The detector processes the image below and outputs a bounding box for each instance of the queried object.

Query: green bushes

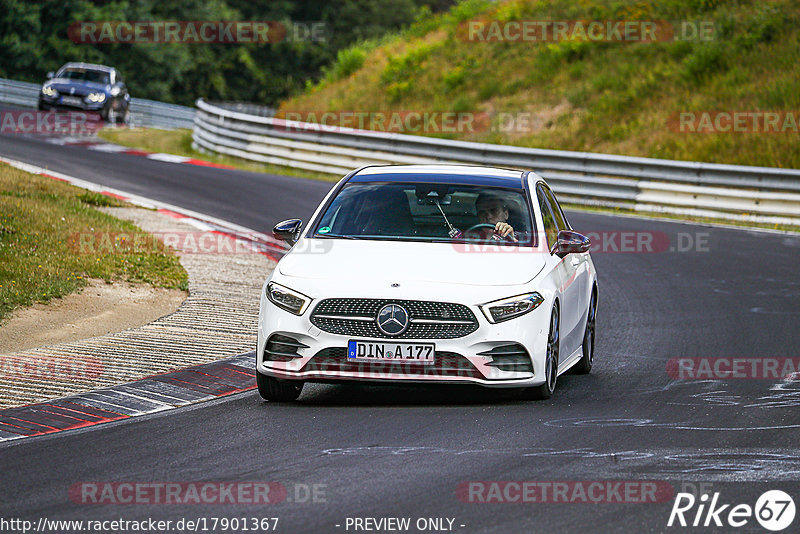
[381,42,441,101]
[280,0,800,168]
[326,47,368,82]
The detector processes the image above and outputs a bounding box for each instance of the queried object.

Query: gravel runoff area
[0,207,275,409]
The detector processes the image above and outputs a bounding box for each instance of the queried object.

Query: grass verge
[0,162,188,322]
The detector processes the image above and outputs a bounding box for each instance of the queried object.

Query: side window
[543,186,569,231]
[536,186,558,249]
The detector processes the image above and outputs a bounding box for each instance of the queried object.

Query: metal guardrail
[209,101,276,118]
[0,77,195,130]
[191,98,800,225]
[0,78,39,108]
[128,98,195,130]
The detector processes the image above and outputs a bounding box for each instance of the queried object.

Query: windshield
[312,182,535,246]
[57,68,110,84]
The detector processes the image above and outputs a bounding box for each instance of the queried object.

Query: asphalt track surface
[1,129,800,533]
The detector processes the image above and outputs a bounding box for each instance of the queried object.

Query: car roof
[349,165,526,188]
[59,62,114,72]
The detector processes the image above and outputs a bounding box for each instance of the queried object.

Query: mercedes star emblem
[376,304,409,336]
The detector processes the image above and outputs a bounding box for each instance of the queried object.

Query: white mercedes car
[257,165,597,401]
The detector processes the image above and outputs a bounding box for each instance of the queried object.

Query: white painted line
[182,218,214,231]
[87,143,131,153]
[147,153,191,163]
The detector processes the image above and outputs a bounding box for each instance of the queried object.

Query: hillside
[278,0,800,168]
[0,0,453,106]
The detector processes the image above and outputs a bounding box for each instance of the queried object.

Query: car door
[543,184,591,325]
[536,184,582,358]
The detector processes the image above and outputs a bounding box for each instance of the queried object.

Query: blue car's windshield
[57,68,110,84]
[313,182,536,246]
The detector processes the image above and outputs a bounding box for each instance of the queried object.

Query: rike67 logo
[668,490,795,531]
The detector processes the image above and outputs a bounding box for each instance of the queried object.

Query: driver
[475,193,517,241]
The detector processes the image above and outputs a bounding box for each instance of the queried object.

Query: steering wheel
[462,223,497,237]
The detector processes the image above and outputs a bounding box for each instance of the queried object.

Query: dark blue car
[38,62,130,123]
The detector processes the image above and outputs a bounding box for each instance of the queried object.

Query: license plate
[61,96,83,106]
[348,340,435,364]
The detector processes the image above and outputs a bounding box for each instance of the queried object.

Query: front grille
[478,344,533,373]
[310,298,479,339]
[302,348,483,379]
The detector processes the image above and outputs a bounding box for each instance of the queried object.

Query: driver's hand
[494,222,515,239]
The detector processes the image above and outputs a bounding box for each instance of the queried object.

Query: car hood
[46,79,109,95]
[278,238,546,287]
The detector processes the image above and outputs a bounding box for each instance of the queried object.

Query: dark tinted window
[314,182,534,245]
[58,68,110,84]
[542,185,569,231]
[536,186,558,248]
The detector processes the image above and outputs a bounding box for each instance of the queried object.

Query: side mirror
[273,219,303,246]
[555,230,590,257]
[46,72,54,80]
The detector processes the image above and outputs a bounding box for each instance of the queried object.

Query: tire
[101,103,115,123]
[256,371,303,402]
[523,305,560,400]
[572,289,597,375]
[116,107,130,125]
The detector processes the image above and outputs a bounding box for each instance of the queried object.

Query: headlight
[266,282,312,315]
[480,292,544,323]
[41,86,57,97]
[87,92,106,103]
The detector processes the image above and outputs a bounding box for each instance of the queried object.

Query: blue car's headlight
[41,86,57,97]
[87,92,106,103]
[267,282,312,315]
[480,293,544,323]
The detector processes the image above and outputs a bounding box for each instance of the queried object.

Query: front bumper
[257,296,550,388]
[39,95,106,112]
